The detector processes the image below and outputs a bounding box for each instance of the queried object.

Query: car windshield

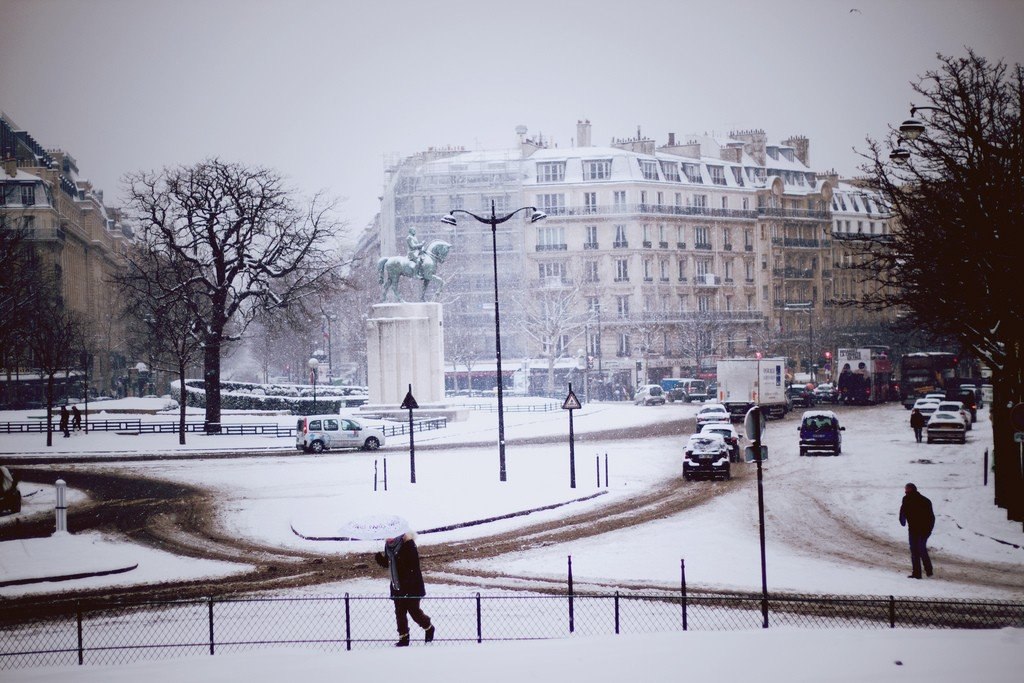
[931,412,959,421]
[803,416,836,431]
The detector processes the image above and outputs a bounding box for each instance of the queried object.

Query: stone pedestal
[366,302,445,406]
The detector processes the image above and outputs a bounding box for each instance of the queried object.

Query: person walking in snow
[899,482,935,579]
[910,408,926,443]
[375,529,435,647]
[58,405,70,438]
[71,405,82,431]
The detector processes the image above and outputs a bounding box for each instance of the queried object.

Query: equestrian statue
[378,228,452,302]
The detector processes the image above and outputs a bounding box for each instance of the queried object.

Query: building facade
[1,112,132,398]
[374,121,889,394]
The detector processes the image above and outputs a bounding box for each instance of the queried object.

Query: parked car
[912,398,941,416]
[699,422,743,462]
[926,410,967,444]
[634,384,667,406]
[295,415,385,453]
[683,433,731,480]
[0,466,21,514]
[951,387,979,422]
[786,385,816,408]
[798,410,845,456]
[695,403,731,427]
[937,401,972,431]
[812,383,837,404]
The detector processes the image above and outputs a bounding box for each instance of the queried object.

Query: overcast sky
[2,0,1023,239]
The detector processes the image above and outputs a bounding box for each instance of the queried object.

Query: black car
[786,385,816,408]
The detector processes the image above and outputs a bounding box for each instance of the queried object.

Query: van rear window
[309,420,321,431]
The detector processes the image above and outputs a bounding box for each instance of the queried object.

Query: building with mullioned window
[368,120,891,394]
[1,113,132,401]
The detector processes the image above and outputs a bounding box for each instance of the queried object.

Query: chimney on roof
[2,157,16,178]
[783,135,810,166]
[576,120,592,147]
[668,132,676,146]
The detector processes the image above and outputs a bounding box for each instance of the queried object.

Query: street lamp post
[891,105,946,162]
[442,201,546,482]
[308,357,319,413]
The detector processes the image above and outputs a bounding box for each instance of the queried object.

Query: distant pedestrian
[899,483,935,579]
[910,408,926,443]
[58,405,70,438]
[375,529,435,647]
[71,406,82,431]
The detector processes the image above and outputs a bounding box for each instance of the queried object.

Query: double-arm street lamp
[890,105,946,162]
[442,201,546,482]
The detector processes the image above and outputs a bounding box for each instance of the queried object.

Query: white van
[295,415,385,453]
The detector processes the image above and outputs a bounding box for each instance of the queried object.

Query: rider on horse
[407,227,427,275]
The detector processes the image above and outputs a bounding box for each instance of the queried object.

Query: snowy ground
[2,397,1023,679]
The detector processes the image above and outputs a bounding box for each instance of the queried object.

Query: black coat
[900,491,935,536]
[374,534,426,598]
[910,410,927,429]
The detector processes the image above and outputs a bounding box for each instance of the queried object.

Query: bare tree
[120,250,205,444]
[513,275,591,395]
[122,159,345,430]
[862,50,1024,519]
[23,280,84,446]
[670,311,735,376]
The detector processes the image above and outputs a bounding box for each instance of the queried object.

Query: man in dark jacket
[58,405,70,438]
[899,483,935,578]
[909,408,927,443]
[375,531,435,647]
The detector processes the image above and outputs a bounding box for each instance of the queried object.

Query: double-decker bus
[899,352,959,408]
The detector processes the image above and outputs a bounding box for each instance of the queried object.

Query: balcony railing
[613,241,629,249]
[694,243,713,251]
[583,241,599,250]
[535,243,568,251]
[643,240,652,248]
[757,207,831,220]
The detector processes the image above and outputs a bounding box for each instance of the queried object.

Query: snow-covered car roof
[699,422,739,435]
[685,433,727,451]
[801,410,838,420]
[698,403,728,413]
[929,411,965,424]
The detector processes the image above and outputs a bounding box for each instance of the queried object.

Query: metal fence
[2,591,1022,670]
[0,418,448,439]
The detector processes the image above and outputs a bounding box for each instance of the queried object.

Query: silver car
[296,415,385,453]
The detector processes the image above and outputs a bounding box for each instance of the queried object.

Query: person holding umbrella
[374,520,435,647]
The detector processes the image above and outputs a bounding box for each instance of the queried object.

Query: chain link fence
[3,590,1022,670]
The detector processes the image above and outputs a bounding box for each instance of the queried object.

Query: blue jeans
[908,533,932,577]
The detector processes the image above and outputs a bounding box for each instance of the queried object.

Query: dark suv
[798,411,844,456]
[787,385,816,408]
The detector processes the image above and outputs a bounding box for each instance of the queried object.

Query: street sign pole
[563,383,582,489]
[401,385,419,484]
[745,405,769,628]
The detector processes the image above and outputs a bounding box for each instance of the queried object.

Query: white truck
[715,357,790,421]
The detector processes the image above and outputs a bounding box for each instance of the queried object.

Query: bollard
[55,479,68,534]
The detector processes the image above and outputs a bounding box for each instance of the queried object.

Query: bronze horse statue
[377,239,451,302]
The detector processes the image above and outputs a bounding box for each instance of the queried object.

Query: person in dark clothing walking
[899,482,935,578]
[58,405,70,438]
[375,530,435,647]
[71,406,82,431]
[909,408,926,443]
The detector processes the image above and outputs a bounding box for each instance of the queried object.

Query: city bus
[899,352,959,408]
